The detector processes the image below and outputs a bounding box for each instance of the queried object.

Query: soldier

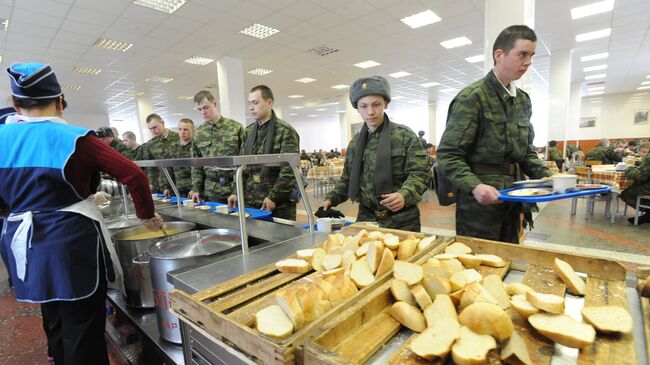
[585,138,623,164]
[121,131,142,161]
[190,90,244,204]
[141,114,180,193]
[322,76,430,232]
[622,142,650,224]
[547,140,564,170]
[418,130,427,149]
[437,25,552,243]
[170,118,199,197]
[227,85,300,220]
[96,126,129,155]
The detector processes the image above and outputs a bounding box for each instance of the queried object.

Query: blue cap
[7,62,62,99]
[0,106,15,124]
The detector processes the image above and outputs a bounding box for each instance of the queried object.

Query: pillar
[568,80,583,149]
[547,49,573,154]
[136,94,153,143]
[427,95,437,147]
[217,56,247,125]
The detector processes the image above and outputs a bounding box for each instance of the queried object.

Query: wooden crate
[171,225,453,365]
[301,236,633,365]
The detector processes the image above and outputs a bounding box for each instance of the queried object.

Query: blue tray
[194,201,272,221]
[498,186,612,203]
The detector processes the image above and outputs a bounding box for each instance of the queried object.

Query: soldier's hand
[191,192,203,204]
[261,197,276,211]
[380,193,405,212]
[227,194,238,209]
[141,213,166,231]
[322,200,332,210]
[472,184,501,205]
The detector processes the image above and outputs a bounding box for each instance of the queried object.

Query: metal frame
[133,153,314,253]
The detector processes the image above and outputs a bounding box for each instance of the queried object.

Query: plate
[576,183,608,190]
[513,178,552,188]
[506,188,554,197]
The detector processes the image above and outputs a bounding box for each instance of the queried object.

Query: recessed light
[73,66,102,75]
[331,84,349,89]
[400,10,441,29]
[176,96,193,100]
[294,77,316,84]
[62,85,81,91]
[585,73,606,80]
[591,100,603,103]
[576,28,611,42]
[291,106,304,109]
[633,92,648,96]
[646,75,650,79]
[587,86,605,91]
[440,36,472,49]
[641,81,650,85]
[391,96,406,100]
[422,81,440,88]
[583,64,607,72]
[239,23,279,40]
[132,91,145,96]
[288,95,304,99]
[133,0,186,14]
[571,0,615,20]
[440,88,458,93]
[248,68,273,76]
[307,45,339,57]
[95,38,133,52]
[580,52,608,62]
[389,71,411,78]
[316,108,326,111]
[0,18,8,31]
[587,91,604,95]
[146,75,173,83]
[354,60,381,69]
[289,113,298,116]
[184,56,214,66]
[639,86,650,90]
[308,114,317,117]
[589,97,603,101]
[170,113,184,116]
[465,54,485,63]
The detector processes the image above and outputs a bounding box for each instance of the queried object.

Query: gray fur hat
[349,76,391,108]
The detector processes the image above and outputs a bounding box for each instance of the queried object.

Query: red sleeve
[76,136,155,219]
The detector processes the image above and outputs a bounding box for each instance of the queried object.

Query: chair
[633,195,650,225]
[571,167,592,215]
[586,160,603,167]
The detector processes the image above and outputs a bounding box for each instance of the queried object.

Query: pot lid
[112,221,196,241]
[146,229,241,259]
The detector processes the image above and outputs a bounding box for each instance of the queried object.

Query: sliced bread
[554,258,586,296]
[528,313,595,349]
[459,302,514,340]
[451,326,497,365]
[525,291,565,314]
[409,317,460,360]
[424,294,458,328]
[255,305,294,340]
[581,305,633,334]
[275,259,311,273]
[393,260,424,286]
[389,301,426,332]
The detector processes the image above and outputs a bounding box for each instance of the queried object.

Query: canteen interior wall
[291,114,342,152]
[64,112,110,132]
[575,91,650,141]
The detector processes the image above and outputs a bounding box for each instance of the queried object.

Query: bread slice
[366,243,383,274]
[450,289,465,306]
[275,259,311,273]
[441,258,465,274]
[356,242,371,258]
[322,254,342,271]
[554,258,586,296]
[417,235,437,252]
[422,275,451,298]
[397,239,417,260]
[296,249,315,261]
[301,283,331,319]
[389,301,426,332]
[350,259,375,288]
[341,250,356,271]
[366,230,384,240]
[409,318,460,360]
[525,291,564,314]
[501,330,532,365]
[393,260,424,286]
[391,279,417,306]
[424,294,458,328]
[434,253,460,260]
[475,254,507,268]
[510,294,540,318]
[311,248,326,272]
[450,269,483,292]
[323,234,341,253]
[506,282,534,296]
[275,289,305,331]
[451,326,497,365]
[255,305,294,340]
[321,267,344,277]
[482,274,510,310]
[383,234,400,250]
[445,241,473,255]
[458,302,514,340]
[460,282,497,310]
[374,247,395,278]
[528,313,596,349]
[422,262,452,279]
[582,305,633,334]
[457,254,482,269]
[410,284,433,310]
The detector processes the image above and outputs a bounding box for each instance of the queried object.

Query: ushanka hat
[7,62,62,99]
[349,75,391,108]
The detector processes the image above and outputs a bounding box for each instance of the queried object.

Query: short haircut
[250,85,274,101]
[639,142,650,150]
[549,140,557,147]
[12,95,62,109]
[425,143,434,149]
[418,130,425,136]
[193,90,215,104]
[96,126,113,138]
[628,140,638,147]
[146,113,162,124]
[492,25,537,65]
[123,131,136,140]
[599,138,609,146]
[178,118,194,127]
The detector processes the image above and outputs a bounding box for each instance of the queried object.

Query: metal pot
[146,229,241,344]
[105,214,141,231]
[111,221,196,308]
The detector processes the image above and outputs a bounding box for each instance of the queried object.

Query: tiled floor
[1,188,648,364]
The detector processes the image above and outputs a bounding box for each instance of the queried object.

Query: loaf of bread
[275,289,304,331]
[389,301,426,332]
[458,302,513,340]
[451,326,497,365]
[528,313,595,349]
[424,294,458,327]
[275,259,311,273]
[525,291,564,314]
[393,260,423,285]
[374,247,395,278]
[445,241,473,255]
[554,258,585,296]
[255,305,294,340]
[510,294,540,318]
[582,305,633,334]
[409,317,460,360]
[501,330,532,365]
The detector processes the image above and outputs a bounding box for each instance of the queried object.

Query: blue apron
[0,120,114,302]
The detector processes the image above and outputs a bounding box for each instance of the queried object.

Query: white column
[217,56,246,125]
[136,94,153,143]
[483,0,535,73]
[427,95,437,146]
[567,81,583,148]
[547,49,573,149]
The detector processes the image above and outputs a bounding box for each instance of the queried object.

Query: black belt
[471,163,517,176]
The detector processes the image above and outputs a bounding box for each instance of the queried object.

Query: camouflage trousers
[455,190,521,244]
[357,204,421,232]
[271,204,296,220]
[621,183,650,212]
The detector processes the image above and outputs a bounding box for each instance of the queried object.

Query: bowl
[552,174,577,193]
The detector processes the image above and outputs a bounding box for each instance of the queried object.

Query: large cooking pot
[146,229,241,344]
[105,214,141,231]
[111,221,196,308]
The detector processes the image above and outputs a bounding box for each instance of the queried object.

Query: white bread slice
[375,248,395,278]
[391,279,417,306]
[417,235,437,252]
[582,306,633,334]
[393,260,424,286]
[296,286,318,323]
[525,291,564,314]
[457,254,482,269]
[554,258,586,296]
[321,267,344,277]
[255,305,294,340]
[340,238,358,255]
[424,294,458,327]
[323,234,341,253]
[445,241,473,255]
[296,249,315,261]
[333,232,345,244]
[506,282,535,296]
[383,234,400,249]
[350,259,375,288]
[389,301,426,332]
[397,239,417,260]
[410,284,433,310]
[311,248,326,272]
[275,289,305,331]
[475,254,507,268]
[341,250,356,271]
[322,254,342,271]
[409,318,460,360]
[366,243,383,274]
[434,253,460,260]
[450,289,465,306]
[528,313,596,349]
[275,259,311,273]
[367,230,384,240]
[482,274,510,310]
[459,302,514,340]
[441,258,465,274]
[460,282,498,310]
[422,275,451,298]
[451,326,497,365]
[328,247,343,256]
[422,262,452,279]
[450,269,483,292]
[356,242,371,258]
[338,275,359,300]
[501,330,532,365]
[510,294,540,318]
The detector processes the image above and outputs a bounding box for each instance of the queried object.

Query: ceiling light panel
[389,71,411,78]
[248,68,273,75]
[576,28,611,42]
[354,60,381,69]
[0,18,8,31]
[176,96,193,100]
[638,86,650,90]
[571,0,615,20]
[291,106,304,109]
[440,36,472,49]
[331,84,349,89]
[422,81,440,87]
[316,108,326,111]
[184,56,214,65]
[133,0,186,14]
[239,23,279,40]
[580,52,608,62]
[583,64,607,72]
[587,91,605,95]
[62,85,81,91]
[465,54,485,63]
[440,88,458,93]
[641,81,650,85]
[307,45,339,57]
[146,75,173,83]
[95,38,133,52]
[585,73,606,80]
[587,86,605,91]
[400,10,441,29]
[288,95,304,98]
[294,77,316,84]
[73,66,102,75]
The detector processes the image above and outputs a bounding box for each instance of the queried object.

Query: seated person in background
[624,140,639,156]
[424,143,435,168]
[300,149,310,160]
[585,138,622,164]
[327,149,337,159]
[622,142,650,224]
[547,140,563,170]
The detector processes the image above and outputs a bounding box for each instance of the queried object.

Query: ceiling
[0,0,648,126]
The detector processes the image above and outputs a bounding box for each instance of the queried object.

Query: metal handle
[132,253,150,265]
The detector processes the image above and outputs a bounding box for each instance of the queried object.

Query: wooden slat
[332,308,401,364]
[578,277,636,365]
[641,292,650,365]
[477,262,511,279]
[521,264,566,296]
[192,261,283,302]
[386,334,444,365]
[207,272,304,312]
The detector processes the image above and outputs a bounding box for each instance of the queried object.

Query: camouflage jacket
[626,154,650,184]
[121,145,143,161]
[141,129,180,191]
[110,138,129,155]
[326,117,430,210]
[547,147,563,163]
[174,141,200,194]
[437,70,551,192]
[241,115,300,207]
[191,116,244,200]
[585,145,622,164]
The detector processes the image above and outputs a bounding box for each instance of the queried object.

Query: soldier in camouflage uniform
[168,118,200,197]
[96,126,129,155]
[547,140,564,170]
[585,138,623,164]
[121,131,143,161]
[190,90,244,204]
[622,142,650,224]
[141,114,180,193]
[227,85,300,220]
[437,25,552,244]
[323,76,429,232]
